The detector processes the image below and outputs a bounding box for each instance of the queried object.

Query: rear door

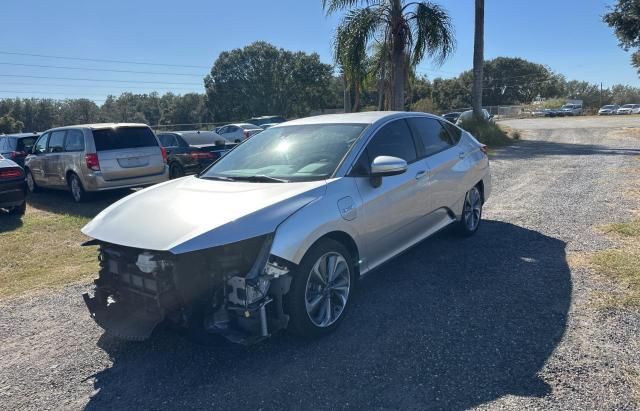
[407,117,459,213]
[92,126,164,181]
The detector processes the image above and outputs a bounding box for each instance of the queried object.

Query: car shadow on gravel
[85,220,571,410]
[490,139,640,160]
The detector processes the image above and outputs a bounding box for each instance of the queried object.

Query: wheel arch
[311,231,361,277]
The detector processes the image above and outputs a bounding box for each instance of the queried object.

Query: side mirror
[369,156,407,187]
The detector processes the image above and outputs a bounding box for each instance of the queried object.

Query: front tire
[457,185,483,236]
[25,169,39,193]
[286,239,354,338]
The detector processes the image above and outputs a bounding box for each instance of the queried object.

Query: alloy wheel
[463,187,482,231]
[71,176,82,202]
[26,171,35,193]
[304,252,351,328]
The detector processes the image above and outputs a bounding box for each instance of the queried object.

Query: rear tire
[68,173,88,203]
[457,185,483,236]
[169,162,184,179]
[285,238,355,338]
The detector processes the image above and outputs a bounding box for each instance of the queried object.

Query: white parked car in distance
[215,123,263,143]
[616,104,640,115]
[598,105,620,115]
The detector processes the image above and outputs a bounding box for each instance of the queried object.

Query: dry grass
[0,190,127,299]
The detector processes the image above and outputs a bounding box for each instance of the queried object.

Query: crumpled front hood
[82,176,326,254]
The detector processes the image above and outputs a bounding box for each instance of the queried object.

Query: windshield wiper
[200,175,237,182]
[231,175,289,183]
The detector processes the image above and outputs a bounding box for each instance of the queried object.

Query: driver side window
[33,133,50,154]
[350,119,417,176]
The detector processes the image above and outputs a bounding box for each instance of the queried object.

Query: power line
[0,61,204,77]
[0,50,210,69]
[0,74,203,86]
[0,81,198,91]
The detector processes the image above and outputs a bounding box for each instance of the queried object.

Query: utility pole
[600,82,603,108]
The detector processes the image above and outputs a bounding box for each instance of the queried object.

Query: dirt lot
[1,116,639,410]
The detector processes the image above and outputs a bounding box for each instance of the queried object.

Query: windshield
[603,105,617,109]
[200,123,367,182]
[622,104,633,108]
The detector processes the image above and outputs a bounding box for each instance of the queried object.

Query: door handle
[415,170,427,180]
[458,152,466,159]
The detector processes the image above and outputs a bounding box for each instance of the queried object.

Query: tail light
[0,167,24,179]
[10,151,27,159]
[85,153,100,171]
[480,145,489,155]
[189,151,215,160]
[160,147,168,163]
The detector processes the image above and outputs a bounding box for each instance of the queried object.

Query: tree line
[2,50,640,134]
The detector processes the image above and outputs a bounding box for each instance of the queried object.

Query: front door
[351,118,426,271]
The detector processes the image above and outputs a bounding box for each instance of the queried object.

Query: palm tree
[471,0,484,120]
[325,0,455,111]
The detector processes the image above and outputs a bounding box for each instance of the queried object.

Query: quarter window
[442,121,462,144]
[366,119,417,163]
[408,117,453,157]
[158,134,179,147]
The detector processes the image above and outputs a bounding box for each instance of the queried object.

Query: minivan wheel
[457,186,483,236]
[68,173,87,203]
[25,169,39,193]
[169,162,184,179]
[286,238,354,338]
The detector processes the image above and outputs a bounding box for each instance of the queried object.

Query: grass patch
[591,219,640,308]
[0,190,126,299]
[458,118,513,147]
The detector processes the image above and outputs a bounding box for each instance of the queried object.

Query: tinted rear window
[92,127,158,151]
[17,137,37,152]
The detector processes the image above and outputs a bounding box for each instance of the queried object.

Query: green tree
[0,114,24,134]
[324,0,455,111]
[604,0,640,75]
[205,41,334,121]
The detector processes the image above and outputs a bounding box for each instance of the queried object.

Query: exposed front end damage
[82,234,294,344]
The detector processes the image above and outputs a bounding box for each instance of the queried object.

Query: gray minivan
[24,123,168,202]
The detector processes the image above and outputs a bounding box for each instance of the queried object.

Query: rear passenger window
[442,121,462,144]
[366,119,417,163]
[92,127,158,151]
[64,130,85,151]
[48,131,66,153]
[0,138,6,151]
[408,117,453,157]
[17,137,36,152]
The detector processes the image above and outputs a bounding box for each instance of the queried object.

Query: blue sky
[0,0,636,103]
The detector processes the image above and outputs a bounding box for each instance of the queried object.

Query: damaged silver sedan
[82,112,491,344]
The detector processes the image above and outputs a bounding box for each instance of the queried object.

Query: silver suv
[24,123,168,202]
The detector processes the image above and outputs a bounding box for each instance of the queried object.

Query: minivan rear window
[92,127,158,151]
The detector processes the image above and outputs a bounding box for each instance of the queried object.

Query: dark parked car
[0,132,40,167]
[0,154,27,216]
[156,131,237,179]
[442,112,462,123]
[245,115,286,128]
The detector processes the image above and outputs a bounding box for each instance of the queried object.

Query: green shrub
[458,118,512,146]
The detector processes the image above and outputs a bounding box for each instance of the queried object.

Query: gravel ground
[1,116,639,410]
